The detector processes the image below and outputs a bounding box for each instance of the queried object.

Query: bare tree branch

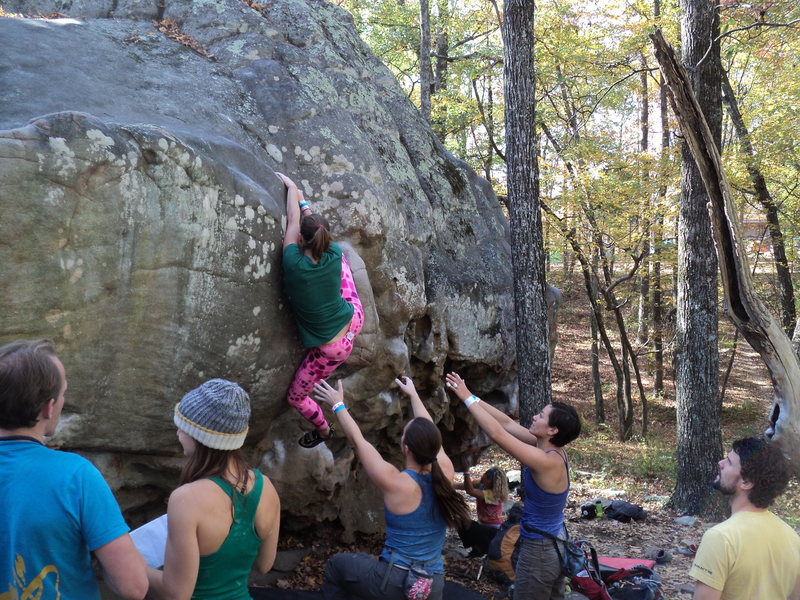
[696,18,800,68]
[471,78,506,161]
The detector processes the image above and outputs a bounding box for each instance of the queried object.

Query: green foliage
[631,442,676,481]
[335,0,800,437]
[568,427,676,486]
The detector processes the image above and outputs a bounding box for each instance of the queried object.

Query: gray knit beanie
[174,379,250,450]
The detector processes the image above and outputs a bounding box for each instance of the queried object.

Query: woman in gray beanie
[147,379,281,600]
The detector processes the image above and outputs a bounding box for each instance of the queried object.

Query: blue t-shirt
[0,438,130,600]
[379,470,446,573]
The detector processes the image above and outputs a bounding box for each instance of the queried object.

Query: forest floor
[268,275,800,599]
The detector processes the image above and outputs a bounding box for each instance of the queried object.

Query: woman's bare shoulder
[169,479,225,507]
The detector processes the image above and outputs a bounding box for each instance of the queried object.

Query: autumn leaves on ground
[271,275,799,598]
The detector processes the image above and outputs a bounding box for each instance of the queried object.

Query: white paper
[130,514,168,568]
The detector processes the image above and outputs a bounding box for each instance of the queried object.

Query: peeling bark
[651,29,800,475]
[721,71,796,334]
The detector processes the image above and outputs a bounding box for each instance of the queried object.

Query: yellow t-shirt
[689,510,800,600]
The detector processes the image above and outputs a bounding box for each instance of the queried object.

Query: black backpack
[605,566,663,600]
[486,503,525,584]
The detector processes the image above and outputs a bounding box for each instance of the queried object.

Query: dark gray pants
[322,552,445,600]
[514,538,565,600]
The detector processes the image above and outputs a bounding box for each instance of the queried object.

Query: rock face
[0,1,522,533]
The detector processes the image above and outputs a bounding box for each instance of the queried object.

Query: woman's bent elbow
[119,575,149,600]
[255,555,276,575]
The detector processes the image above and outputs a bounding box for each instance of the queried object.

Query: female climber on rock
[314,375,470,600]
[277,172,364,449]
[445,371,581,600]
[146,379,280,600]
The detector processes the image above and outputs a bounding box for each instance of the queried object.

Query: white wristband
[464,395,481,408]
[332,402,345,414]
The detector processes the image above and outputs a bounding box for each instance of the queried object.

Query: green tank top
[192,470,264,600]
[282,242,354,347]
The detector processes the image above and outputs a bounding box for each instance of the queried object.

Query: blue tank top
[379,470,446,573]
[520,450,570,540]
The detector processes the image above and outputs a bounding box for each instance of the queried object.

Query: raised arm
[445,372,537,445]
[277,172,311,249]
[395,375,455,481]
[444,372,554,473]
[314,380,408,495]
[462,472,485,502]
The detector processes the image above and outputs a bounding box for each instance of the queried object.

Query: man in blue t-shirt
[0,340,148,600]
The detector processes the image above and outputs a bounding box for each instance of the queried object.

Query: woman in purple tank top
[445,372,581,600]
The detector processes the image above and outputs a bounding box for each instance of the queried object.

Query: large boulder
[0,1,525,533]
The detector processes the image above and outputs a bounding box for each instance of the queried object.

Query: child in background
[458,467,509,557]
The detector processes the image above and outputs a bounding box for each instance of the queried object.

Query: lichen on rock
[0,0,528,534]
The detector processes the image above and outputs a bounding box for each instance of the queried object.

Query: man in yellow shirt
[690,437,800,600]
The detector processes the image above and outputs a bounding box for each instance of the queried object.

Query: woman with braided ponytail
[276,172,363,449]
[314,376,469,600]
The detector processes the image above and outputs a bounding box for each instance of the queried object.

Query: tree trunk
[652,216,665,396]
[652,28,800,476]
[540,120,640,439]
[433,0,449,94]
[542,198,636,440]
[419,0,432,123]
[591,250,605,423]
[653,0,668,397]
[720,71,796,334]
[602,264,647,439]
[793,317,800,360]
[485,78,495,180]
[719,331,739,404]
[637,53,651,347]
[669,0,724,515]
[432,0,450,140]
[583,209,644,439]
[502,0,552,426]
[637,241,650,346]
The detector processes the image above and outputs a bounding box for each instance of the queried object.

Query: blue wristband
[333,403,347,414]
[464,395,480,408]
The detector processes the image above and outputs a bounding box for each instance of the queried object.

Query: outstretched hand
[394,375,418,397]
[313,379,344,407]
[445,372,473,402]
[275,172,297,189]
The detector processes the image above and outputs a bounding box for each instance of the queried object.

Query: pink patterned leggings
[286,255,363,431]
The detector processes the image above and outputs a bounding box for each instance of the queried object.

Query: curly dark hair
[732,437,791,509]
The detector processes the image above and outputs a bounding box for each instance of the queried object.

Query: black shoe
[298,427,334,448]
